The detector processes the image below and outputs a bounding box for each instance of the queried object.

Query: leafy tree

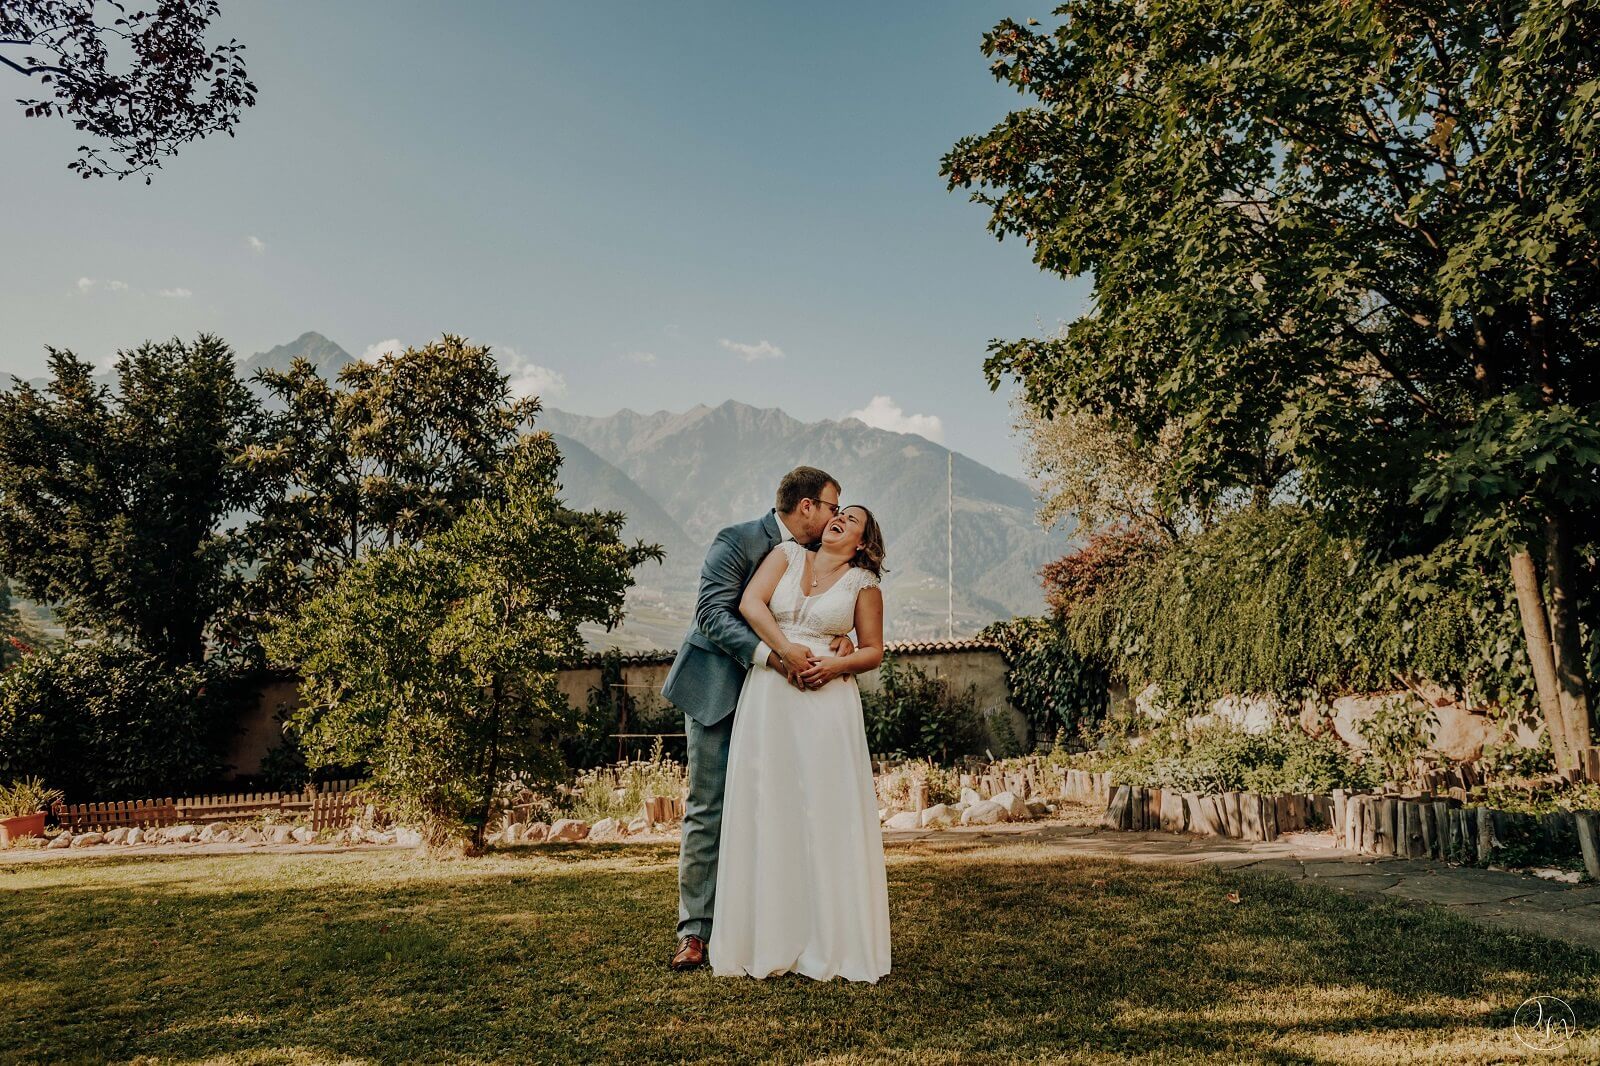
[944,1,1599,766]
[0,336,261,668]
[234,336,539,645]
[1,0,256,181]
[264,439,662,849]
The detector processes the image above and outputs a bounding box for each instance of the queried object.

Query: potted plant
[0,778,64,847]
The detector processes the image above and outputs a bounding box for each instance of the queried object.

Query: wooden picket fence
[53,780,365,832]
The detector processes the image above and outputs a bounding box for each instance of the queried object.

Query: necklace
[809,554,850,589]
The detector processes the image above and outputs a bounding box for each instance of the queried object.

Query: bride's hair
[844,505,887,578]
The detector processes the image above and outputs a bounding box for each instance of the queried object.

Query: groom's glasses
[808,498,841,516]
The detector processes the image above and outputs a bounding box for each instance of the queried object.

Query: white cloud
[361,338,404,360]
[76,277,130,293]
[158,287,193,298]
[77,277,94,292]
[498,345,567,400]
[247,235,266,253]
[846,395,945,443]
[624,350,657,365]
[719,337,785,362]
[107,280,128,292]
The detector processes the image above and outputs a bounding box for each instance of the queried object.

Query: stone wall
[226,640,1020,779]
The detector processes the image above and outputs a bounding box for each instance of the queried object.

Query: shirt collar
[772,509,801,543]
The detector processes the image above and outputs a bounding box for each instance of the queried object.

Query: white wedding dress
[708,541,892,983]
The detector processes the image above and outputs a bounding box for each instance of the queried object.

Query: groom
[662,465,849,971]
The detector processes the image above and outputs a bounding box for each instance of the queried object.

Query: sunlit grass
[3,841,1597,1063]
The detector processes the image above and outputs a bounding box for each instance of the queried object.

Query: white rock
[884,811,922,831]
[959,787,983,807]
[919,804,955,828]
[46,832,72,849]
[960,801,1006,826]
[165,824,198,843]
[1532,867,1583,884]
[548,818,590,842]
[990,791,1027,821]
[877,807,888,822]
[70,832,105,848]
[212,829,233,844]
[627,814,649,834]
[126,827,144,845]
[205,821,229,836]
[394,826,424,848]
[366,829,395,846]
[290,826,315,844]
[589,817,624,842]
[237,827,264,845]
[502,822,526,844]
[521,822,549,843]
[268,825,295,844]
[104,827,130,845]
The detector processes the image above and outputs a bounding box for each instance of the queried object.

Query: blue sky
[0,1,1086,475]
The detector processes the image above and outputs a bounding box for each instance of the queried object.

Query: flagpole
[947,450,954,640]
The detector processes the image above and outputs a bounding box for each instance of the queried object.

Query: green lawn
[4,839,1597,1064]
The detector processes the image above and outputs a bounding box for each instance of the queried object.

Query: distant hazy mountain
[543,400,1070,647]
[239,330,356,379]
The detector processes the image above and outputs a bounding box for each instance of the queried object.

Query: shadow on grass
[3,846,1597,1064]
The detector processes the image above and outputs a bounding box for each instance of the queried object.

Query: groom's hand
[768,650,810,690]
[779,642,816,680]
[828,634,855,658]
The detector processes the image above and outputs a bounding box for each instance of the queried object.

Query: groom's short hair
[776,466,840,514]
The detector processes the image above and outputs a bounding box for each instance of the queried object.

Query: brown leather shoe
[670,935,707,971]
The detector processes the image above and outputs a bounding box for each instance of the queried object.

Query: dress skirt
[707,663,892,983]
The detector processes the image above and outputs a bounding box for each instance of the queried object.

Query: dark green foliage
[0,642,228,799]
[0,337,262,669]
[264,439,662,847]
[981,617,1107,747]
[862,658,986,763]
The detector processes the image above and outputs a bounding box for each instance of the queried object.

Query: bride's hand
[779,641,817,680]
[798,656,848,688]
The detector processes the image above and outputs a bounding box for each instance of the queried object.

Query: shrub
[862,658,986,764]
[0,642,228,799]
[1093,719,1378,795]
[561,741,686,824]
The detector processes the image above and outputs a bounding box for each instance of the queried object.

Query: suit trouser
[677,709,734,940]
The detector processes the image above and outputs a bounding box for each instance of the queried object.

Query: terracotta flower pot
[0,811,47,847]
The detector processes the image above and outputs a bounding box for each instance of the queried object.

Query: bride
[708,504,892,983]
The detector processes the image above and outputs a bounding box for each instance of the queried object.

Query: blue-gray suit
[662,510,786,940]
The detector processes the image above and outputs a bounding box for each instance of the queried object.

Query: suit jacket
[661,510,787,727]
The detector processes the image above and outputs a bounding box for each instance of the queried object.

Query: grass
[4,839,1598,1064]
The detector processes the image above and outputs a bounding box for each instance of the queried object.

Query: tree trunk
[1509,545,1577,769]
[474,676,505,851]
[1543,508,1593,758]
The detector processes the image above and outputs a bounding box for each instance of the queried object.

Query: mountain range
[6,332,1072,649]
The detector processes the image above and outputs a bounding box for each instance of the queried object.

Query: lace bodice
[769,541,879,647]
